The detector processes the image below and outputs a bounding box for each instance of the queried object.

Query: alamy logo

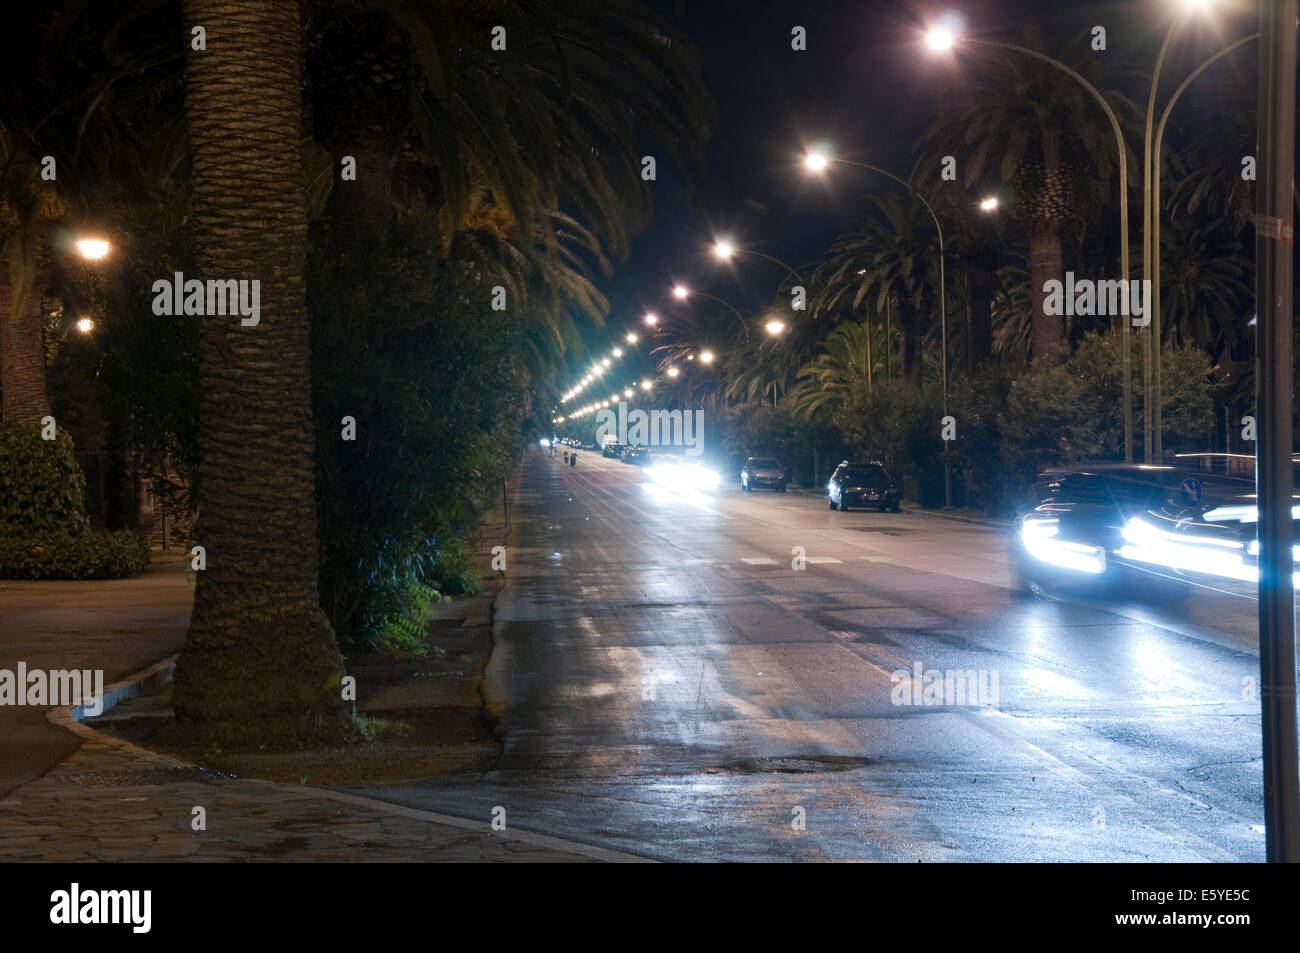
[890,663,999,710]
[0,664,104,716]
[595,401,704,456]
[50,883,151,933]
[1042,272,1151,327]
[151,272,261,326]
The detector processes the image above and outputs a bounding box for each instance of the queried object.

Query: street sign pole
[1254,0,1300,863]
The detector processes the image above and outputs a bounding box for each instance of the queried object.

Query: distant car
[620,445,650,465]
[741,457,787,492]
[602,442,622,458]
[827,461,900,511]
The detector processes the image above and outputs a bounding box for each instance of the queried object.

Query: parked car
[741,457,787,492]
[827,461,900,511]
[602,442,622,458]
[620,445,650,465]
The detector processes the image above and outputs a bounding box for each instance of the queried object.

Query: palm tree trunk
[0,256,51,424]
[967,270,993,371]
[1028,223,1064,364]
[173,0,350,747]
[328,134,396,246]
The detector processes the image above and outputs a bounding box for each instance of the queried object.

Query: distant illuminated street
[347,448,1268,861]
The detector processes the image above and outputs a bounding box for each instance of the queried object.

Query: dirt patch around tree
[93,584,504,786]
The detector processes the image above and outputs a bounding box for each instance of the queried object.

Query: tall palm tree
[923,29,1138,365]
[812,193,938,390]
[172,0,350,745]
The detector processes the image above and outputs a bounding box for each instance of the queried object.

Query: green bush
[0,424,89,537]
[0,528,151,580]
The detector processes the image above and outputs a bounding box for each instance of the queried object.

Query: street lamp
[671,285,750,341]
[75,238,110,260]
[979,196,999,212]
[644,312,659,326]
[76,317,95,333]
[765,319,786,336]
[626,332,639,344]
[806,148,952,506]
[666,367,679,378]
[710,238,804,287]
[927,26,1135,464]
[700,349,715,364]
[641,380,653,390]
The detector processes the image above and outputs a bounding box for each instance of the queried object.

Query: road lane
[344,448,1268,861]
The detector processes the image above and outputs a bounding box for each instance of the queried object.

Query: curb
[45,654,652,864]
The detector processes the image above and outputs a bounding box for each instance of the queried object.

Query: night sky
[563,0,1259,392]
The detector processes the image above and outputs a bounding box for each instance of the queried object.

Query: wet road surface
[344,449,1270,861]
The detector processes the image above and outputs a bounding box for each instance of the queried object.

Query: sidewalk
[0,491,635,862]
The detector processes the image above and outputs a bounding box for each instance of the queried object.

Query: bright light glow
[666,367,679,377]
[601,358,611,366]
[765,319,785,335]
[1118,517,1254,582]
[75,317,95,333]
[687,354,695,361]
[804,149,830,172]
[641,380,652,390]
[713,240,735,260]
[601,400,610,407]
[612,347,623,357]
[539,438,551,447]
[1020,519,1106,574]
[979,196,999,211]
[624,388,634,397]
[672,286,689,300]
[925,27,956,51]
[644,312,659,326]
[648,460,721,492]
[626,332,638,343]
[75,239,110,260]
[700,350,715,364]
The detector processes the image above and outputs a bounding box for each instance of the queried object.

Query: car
[601,442,622,458]
[1008,461,1293,599]
[621,445,650,465]
[741,457,787,492]
[827,461,900,511]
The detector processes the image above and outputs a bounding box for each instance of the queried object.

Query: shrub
[0,424,89,537]
[0,528,151,580]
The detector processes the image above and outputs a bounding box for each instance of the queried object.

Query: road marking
[684,559,713,565]
[741,557,779,565]
[805,556,842,564]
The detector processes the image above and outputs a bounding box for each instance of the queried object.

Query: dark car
[741,457,787,492]
[620,445,649,465]
[601,442,622,458]
[828,461,900,511]
[1008,461,1289,598]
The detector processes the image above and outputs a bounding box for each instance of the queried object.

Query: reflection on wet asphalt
[344,450,1268,861]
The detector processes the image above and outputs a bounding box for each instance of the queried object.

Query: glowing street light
[803,149,830,172]
[601,357,611,366]
[700,350,715,364]
[712,239,735,260]
[626,332,639,344]
[765,319,786,336]
[666,367,679,378]
[641,380,653,390]
[672,286,689,300]
[624,388,634,397]
[644,312,659,326]
[979,196,999,212]
[924,27,956,51]
[75,238,110,260]
[612,347,623,357]
[76,317,95,333]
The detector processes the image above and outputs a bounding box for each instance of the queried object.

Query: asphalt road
[347,447,1270,861]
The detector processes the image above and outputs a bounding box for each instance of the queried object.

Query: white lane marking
[805,556,842,564]
[684,559,713,565]
[741,557,779,565]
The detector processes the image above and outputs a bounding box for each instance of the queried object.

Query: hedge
[0,529,152,580]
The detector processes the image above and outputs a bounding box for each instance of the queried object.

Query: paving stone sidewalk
[0,479,637,862]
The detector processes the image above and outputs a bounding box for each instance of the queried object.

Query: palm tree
[812,193,938,390]
[171,0,350,746]
[924,29,1138,365]
[785,320,885,425]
